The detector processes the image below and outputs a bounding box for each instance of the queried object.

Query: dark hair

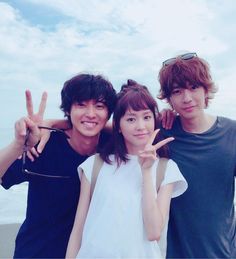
[158,55,218,107]
[60,73,117,125]
[100,79,169,166]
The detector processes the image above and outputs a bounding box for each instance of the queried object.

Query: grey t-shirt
[162,116,236,258]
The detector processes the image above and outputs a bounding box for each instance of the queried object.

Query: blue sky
[0,0,235,146]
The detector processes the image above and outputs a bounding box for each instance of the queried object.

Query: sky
[0,0,236,146]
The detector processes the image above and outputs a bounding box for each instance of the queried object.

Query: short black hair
[60,73,117,123]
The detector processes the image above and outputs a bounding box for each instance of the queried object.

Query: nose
[136,118,145,130]
[85,104,96,117]
[182,89,192,103]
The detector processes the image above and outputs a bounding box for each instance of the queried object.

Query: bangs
[118,89,157,115]
[72,83,109,103]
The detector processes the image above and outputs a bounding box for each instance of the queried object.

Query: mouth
[133,133,149,138]
[81,121,98,129]
[183,106,195,112]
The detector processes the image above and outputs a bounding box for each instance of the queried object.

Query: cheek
[99,110,109,123]
[149,119,155,131]
[119,120,131,136]
[169,97,179,110]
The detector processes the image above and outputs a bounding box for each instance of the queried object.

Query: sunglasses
[162,52,197,67]
[22,126,70,178]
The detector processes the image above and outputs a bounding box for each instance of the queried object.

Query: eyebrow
[125,109,152,116]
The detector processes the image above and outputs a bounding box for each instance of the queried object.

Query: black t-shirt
[1,130,111,258]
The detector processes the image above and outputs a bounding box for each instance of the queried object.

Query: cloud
[0,0,235,143]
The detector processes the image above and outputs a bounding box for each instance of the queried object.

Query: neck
[180,113,216,133]
[66,129,99,156]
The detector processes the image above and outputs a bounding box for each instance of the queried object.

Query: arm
[142,171,173,241]
[138,129,174,241]
[0,117,40,179]
[66,172,91,258]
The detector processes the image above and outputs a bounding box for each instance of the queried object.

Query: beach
[0,183,27,224]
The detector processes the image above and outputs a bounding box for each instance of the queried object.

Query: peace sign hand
[138,129,174,171]
[25,90,48,160]
[25,90,47,125]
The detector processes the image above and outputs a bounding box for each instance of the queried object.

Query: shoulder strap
[156,157,169,192]
[90,154,104,199]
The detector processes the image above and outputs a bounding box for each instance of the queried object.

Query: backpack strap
[90,154,104,198]
[156,157,168,192]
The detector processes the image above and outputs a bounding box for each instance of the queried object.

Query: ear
[204,90,209,107]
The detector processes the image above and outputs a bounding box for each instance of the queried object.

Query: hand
[160,108,176,130]
[25,90,48,160]
[138,129,174,171]
[14,117,40,151]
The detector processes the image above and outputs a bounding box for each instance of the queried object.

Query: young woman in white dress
[66,80,187,258]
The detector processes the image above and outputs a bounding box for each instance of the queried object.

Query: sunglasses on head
[162,52,197,67]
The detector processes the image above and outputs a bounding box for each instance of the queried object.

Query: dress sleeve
[77,155,96,183]
[160,159,188,198]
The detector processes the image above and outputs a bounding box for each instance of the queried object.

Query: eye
[95,102,106,109]
[75,102,86,107]
[127,117,135,122]
[144,115,152,120]
[171,88,182,95]
[191,85,199,90]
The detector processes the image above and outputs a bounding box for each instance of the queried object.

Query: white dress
[76,155,187,258]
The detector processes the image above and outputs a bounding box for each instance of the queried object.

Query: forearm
[44,119,70,129]
[66,174,91,258]
[66,227,82,259]
[142,170,164,241]
[0,141,23,179]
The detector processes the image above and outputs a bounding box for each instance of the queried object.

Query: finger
[25,90,34,117]
[166,110,175,129]
[26,150,35,162]
[30,147,39,158]
[147,129,160,146]
[38,91,47,116]
[24,117,38,132]
[138,153,157,160]
[37,131,50,153]
[15,118,28,137]
[161,110,167,129]
[153,136,175,150]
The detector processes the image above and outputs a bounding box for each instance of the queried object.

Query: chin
[83,130,101,137]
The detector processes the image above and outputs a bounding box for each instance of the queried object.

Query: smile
[183,106,195,112]
[133,133,149,138]
[82,121,98,128]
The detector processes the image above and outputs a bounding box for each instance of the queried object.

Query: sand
[0,223,20,259]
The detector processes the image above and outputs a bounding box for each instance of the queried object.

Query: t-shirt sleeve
[1,159,28,189]
[77,155,95,183]
[161,159,188,198]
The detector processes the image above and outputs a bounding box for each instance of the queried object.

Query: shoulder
[78,155,103,183]
[96,130,112,152]
[160,116,181,136]
[217,116,236,128]
[43,130,69,148]
[79,155,96,171]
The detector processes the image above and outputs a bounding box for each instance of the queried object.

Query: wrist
[11,140,25,155]
[142,167,152,176]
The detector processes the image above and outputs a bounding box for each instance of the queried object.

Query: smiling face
[119,108,155,155]
[70,99,109,137]
[169,82,207,120]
